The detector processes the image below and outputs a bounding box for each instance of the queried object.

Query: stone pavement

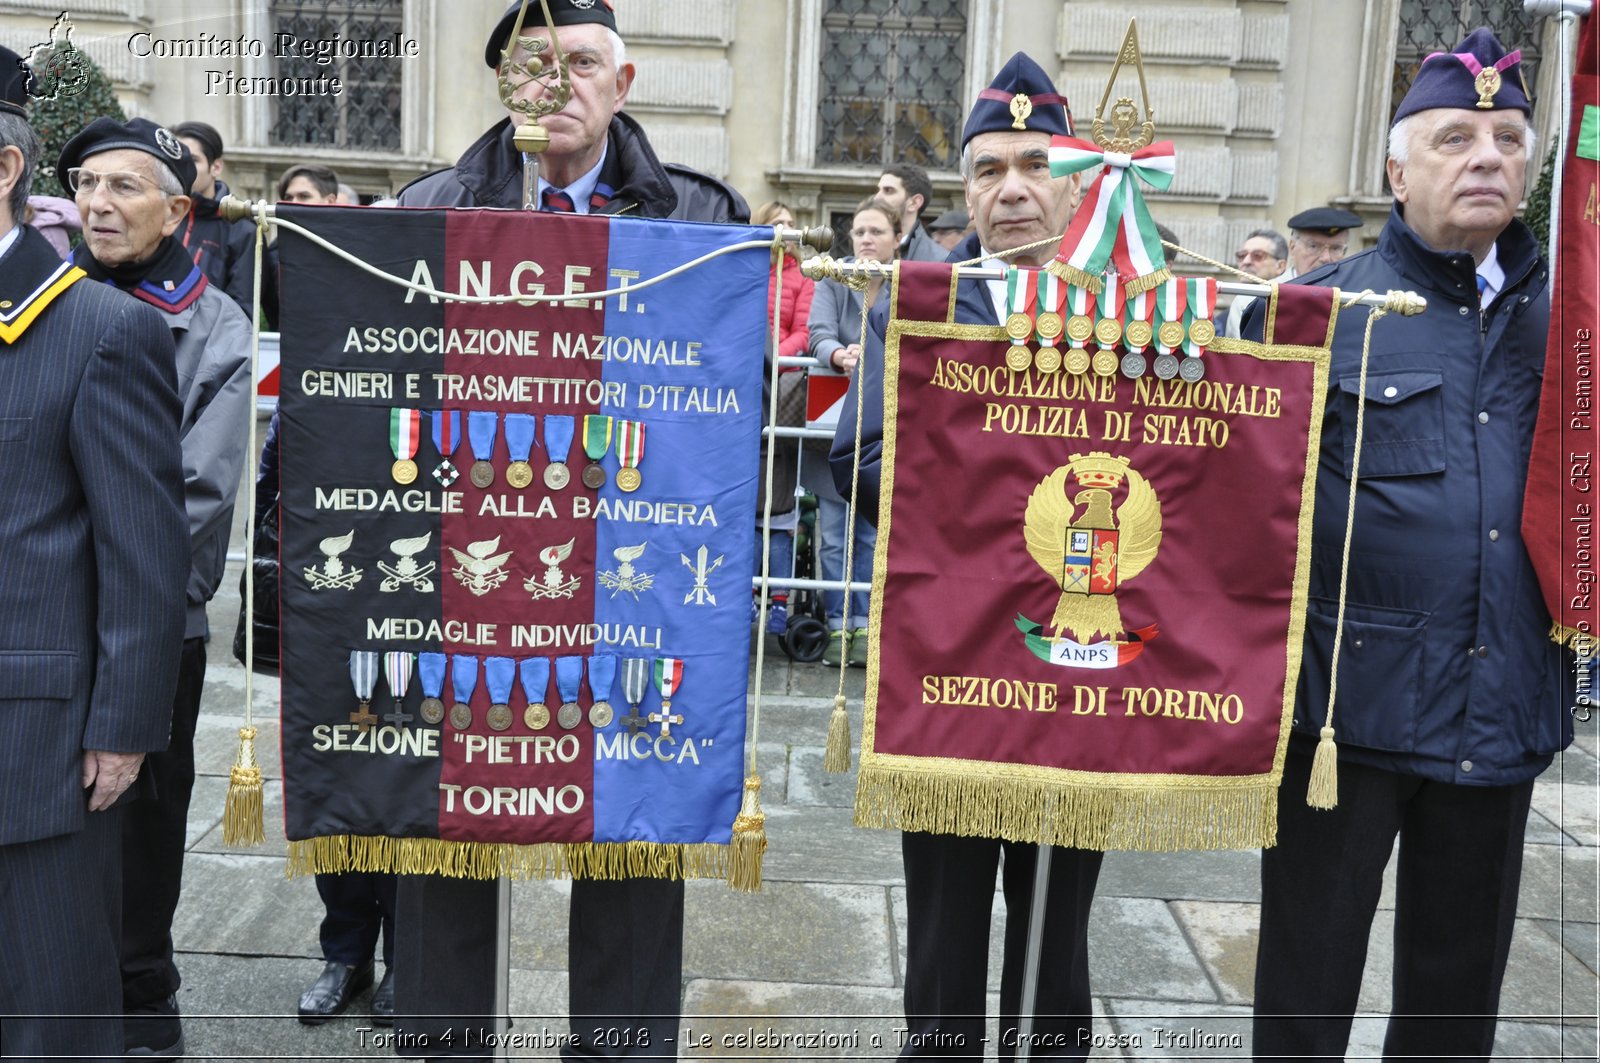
[168,529,1599,1061]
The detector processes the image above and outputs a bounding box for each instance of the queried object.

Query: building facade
[2,0,1568,265]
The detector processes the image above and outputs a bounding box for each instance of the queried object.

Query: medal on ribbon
[449,654,478,730]
[383,651,415,729]
[503,413,536,489]
[587,654,618,728]
[554,655,585,730]
[484,656,516,732]
[1153,277,1187,380]
[390,409,421,485]
[649,657,685,736]
[1003,269,1034,373]
[1064,284,1096,376]
[1033,270,1063,375]
[1121,285,1153,379]
[349,651,380,732]
[619,657,651,734]
[519,656,551,730]
[418,651,447,725]
[1180,276,1216,382]
[467,411,498,489]
[431,411,462,487]
[582,414,613,489]
[543,414,575,491]
[615,420,645,493]
[1092,272,1124,377]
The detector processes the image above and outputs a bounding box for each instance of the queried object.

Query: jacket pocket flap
[0,651,80,699]
[1336,370,1443,405]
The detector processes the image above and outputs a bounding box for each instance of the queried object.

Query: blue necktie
[1476,274,1489,305]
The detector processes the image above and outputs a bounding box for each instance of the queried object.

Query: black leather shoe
[297,959,374,1025]
[125,993,185,1058]
[371,968,395,1026]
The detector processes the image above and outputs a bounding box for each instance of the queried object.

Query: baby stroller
[776,493,828,662]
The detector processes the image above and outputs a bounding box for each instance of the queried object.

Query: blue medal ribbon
[484,656,516,705]
[349,650,379,700]
[467,411,498,461]
[543,414,575,464]
[555,655,584,704]
[621,657,650,708]
[587,655,618,703]
[418,652,447,699]
[519,657,551,705]
[450,654,479,704]
[503,413,536,463]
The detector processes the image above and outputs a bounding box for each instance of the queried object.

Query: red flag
[1524,15,1600,657]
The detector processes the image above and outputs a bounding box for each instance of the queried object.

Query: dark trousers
[1253,749,1534,1061]
[317,871,398,967]
[393,873,684,1061]
[0,806,125,1060]
[120,636,205,1009]
[899,830,1104,1061]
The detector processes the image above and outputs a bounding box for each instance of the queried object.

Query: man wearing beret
[832,54,1103,1060]
[392,3,746,1060]
[57,115,253,1058]
[0,54,190,1059]
[1247,29,1569,1060]
[1285,205,1363,279]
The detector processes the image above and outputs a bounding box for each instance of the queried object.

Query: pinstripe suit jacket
[0,225,189,847]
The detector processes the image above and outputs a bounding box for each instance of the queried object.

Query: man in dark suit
[0,50,190,1061]
[830,53,1099,1059]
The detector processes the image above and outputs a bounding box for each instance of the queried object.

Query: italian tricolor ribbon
[390,408,421,461]
[1047,136,1176,294]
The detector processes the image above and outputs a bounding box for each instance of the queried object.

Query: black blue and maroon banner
[854,262,1337,850]
[275,206,767,879]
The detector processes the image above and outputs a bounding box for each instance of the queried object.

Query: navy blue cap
[1286,207,1363,236]
[930,208,969,232]
[961,53,1073,149]
[57,117,196,196]
[0,46,28,119]
[1393,27,1531,125]
[486,0,618,69]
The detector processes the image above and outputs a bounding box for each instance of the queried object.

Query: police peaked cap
[58,117,196,196]
[1286,207,1363,236]
[0,46,28,119]
[962,52,1074,149]
[485,0,618,69]
[1393,27,1531,124]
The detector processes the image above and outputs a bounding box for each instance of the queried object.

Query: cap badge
[1474,67,1501,109]
[1009,93,1033,131]
[154,126,183,160]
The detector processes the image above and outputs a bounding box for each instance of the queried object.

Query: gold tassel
[728,775,767,892]
[824,694,852,773]
[1306,726,1338,810]
[223,726,265,847]
[1044,260,1102,293]
[1122,266,1173,295]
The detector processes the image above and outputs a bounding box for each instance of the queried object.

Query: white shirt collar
[0,223,19,260]
[980,247,1009,323]
[1477,243,1504,306]
[535,146,609,215]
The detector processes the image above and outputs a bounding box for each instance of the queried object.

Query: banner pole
[1014,846,1053,1062]
[494,877,512,1059]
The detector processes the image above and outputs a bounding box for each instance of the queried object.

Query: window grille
[816,0,968,171]
[1392,0,1540,123]
[270,0,403,151]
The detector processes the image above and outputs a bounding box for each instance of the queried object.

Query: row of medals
[417,694,613,732]
[1004,310,1216,383]
[394,455,639,493]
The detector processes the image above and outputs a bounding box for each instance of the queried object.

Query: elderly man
[1234,228,1288,280]
[877,162,946,262]
[1285,204,1363,278]
[0,58,189,1061]
[391,2,745,1060]
[57,116,253,1058]
[832,54,1100,1060]
[1248,29,1567,1061]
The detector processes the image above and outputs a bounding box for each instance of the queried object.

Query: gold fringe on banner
[222,726,265,847]
[285,837,731,881]
[1044,260,1102,292]
[1121,266,1173,296]
[728,775,768,892]
[853,767,1278,851]
[1552,620,1595,657]
[823,694,852,773]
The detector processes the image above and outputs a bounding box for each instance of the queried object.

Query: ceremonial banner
[274,206,767,879]
[855,262,1337,850]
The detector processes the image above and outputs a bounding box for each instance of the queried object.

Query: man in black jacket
[392,3,746,1060]
[171,121,256,318]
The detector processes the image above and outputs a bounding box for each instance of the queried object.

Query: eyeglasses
[1235,249,1280,263]
[1293,237,1348,260]
[67,168,162,199]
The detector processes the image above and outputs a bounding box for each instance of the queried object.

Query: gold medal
[487,703,512,731]
[544,462,570,491]
[616,467,641,493]
[392,459,418,485]
[1065,315,1095,344]
[1033,346,1062,374]
[1035,312,1064,340]
[524,703,550,730]
[1125,320,1154,348]
[449,702,472,730]
[1005,312,1033,341]
[1474,67,1501,109]
[1094,318,1123,348]
[505,460,533,489]
[1092,349,1120,377]
[1188,319,1216,346]
[419,697,445,726]
[589,701,613,728]
[1157,321,1186,349]
[470,460,495,489]
[557,702,582,730]
[1064,349,1092,375]
[1005,344,1033,373]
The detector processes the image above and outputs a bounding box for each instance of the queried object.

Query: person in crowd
[171,120,257,316]
[806,195,897,667]
[1247,29,1568,1061]
[831,53,1103,1058]
[1285,205,1363,277]
[57,115,253,1059]
[927,207,969,252]
[391,2,747,1058]
[23,191,79,255]
[877,161,944,262]
[1234,228,1288,280]
[0,62,189,1060]
[749,199,815,636]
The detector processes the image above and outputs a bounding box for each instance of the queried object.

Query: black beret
[57,117,196,196]
[0,46,29,119]
[929,208,969,232]
[962,52,1073,149]
[1286,207,1363,236]
[485,0,618,69]
[1393,27,1531,125]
